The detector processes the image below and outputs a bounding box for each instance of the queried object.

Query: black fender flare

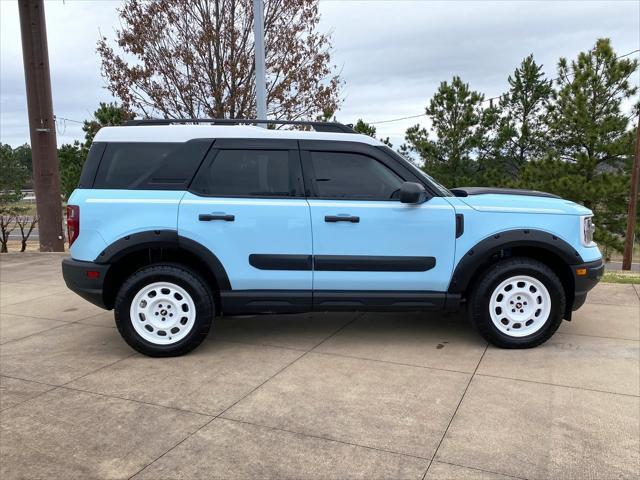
[95,230,231,291]
[448,229,583,294]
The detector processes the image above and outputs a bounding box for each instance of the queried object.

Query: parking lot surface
[1,253,638,479]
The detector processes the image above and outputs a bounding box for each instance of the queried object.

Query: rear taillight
[66,205,79,246]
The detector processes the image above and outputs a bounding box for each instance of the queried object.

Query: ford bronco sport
[62,119,604,357]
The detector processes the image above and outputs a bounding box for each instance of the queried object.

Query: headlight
[580,215,596,246]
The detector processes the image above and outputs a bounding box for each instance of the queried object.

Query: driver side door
[300,141,456,303]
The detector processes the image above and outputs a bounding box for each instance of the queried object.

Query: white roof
[93,125,383,146]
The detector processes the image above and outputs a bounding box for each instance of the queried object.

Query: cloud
[1,0,638,148]
[1,0,120,147]
[319,0,640,145]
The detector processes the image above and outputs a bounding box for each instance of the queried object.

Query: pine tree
[0,144,29,207]
[58,142,86,201]
[83,102,135,146]
[520,39,638,257]
[353,119,392,146]
[493,55,552,179]
[402,76,491,187]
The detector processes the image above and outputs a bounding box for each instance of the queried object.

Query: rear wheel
[115,264,214,357]
[469,257,565,348]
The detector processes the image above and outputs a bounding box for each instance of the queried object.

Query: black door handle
[199,214,235,222]
[325,215,360,223]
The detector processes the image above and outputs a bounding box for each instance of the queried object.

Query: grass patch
[602,270,640,284]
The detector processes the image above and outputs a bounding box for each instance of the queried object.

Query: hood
[451,187,592,215]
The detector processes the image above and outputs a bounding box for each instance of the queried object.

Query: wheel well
[102,247,222,311]
[464,246,575,317]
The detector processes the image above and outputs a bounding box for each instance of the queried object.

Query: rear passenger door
[178,139,313,296]
[300,141,456,296]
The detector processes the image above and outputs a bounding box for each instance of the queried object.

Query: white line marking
[181,199,308,207]
[309,202,451,209]
[473,206,567,214]
[86,198,179,204]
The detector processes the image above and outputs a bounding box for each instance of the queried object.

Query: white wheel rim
[489,275,551,338]
[130,282,196,345]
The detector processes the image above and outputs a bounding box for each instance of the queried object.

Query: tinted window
[78,142,106,188]
[93,141,211,190]
[309,151,404,200]
[191,149,297,197]
[380,146,451,196]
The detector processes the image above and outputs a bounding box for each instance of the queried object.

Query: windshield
[379,146,453,197]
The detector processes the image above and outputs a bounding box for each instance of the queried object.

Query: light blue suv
[62,119,604,356]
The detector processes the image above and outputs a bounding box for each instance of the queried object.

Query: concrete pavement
[0,253,638,479]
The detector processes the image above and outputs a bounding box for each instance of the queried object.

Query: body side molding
[249,254,312,271]
[314,255,435,272]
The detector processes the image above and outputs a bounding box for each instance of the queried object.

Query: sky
[1,0,639,148]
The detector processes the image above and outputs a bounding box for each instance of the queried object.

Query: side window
[78,142,106,188]
[93,141,210,190]
[190,149,298,197]
[308,151,404,200]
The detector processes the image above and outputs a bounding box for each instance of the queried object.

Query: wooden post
[18,0,64,252]
[622,119,640,270]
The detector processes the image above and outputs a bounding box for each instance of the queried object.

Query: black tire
[114,263,214,357]
[468,257,565,348]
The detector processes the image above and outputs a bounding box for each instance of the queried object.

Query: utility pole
[253,0,267,126]
[622,119,639,270]
[18,0,64,252]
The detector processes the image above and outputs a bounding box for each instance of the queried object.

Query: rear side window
[93,141,211,190]
[78,142,106,188]
[190,149,299,197]
[308,151,404,200]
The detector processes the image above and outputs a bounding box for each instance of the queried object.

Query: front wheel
[469,257,565,348]
[114,264,214,357]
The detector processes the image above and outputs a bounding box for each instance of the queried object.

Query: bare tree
[15,215,39,252]
[98,0,341,121]
[0,215,17,253]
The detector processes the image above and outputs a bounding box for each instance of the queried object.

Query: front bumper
[571,258,604,311]
[61,258,111,309]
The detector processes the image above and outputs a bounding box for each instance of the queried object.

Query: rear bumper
[61,258,110,309]
[572,258,604,311]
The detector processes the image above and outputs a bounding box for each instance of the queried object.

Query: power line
[53,115,84,137]
[367,113,426,125]
[369,48,640,125]
[54,115,84,124]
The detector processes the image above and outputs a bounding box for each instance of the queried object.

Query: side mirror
[399,181,428,204]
